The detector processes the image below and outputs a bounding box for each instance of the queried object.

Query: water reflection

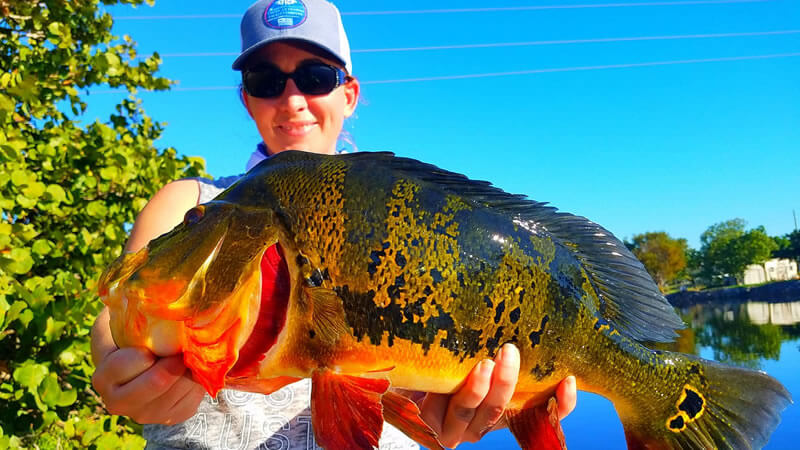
[650,299,800,369]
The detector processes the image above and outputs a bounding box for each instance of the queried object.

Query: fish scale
[100,151,791,450]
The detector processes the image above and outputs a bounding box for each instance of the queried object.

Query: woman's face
[242,41,359,155]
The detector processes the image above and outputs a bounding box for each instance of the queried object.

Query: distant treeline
[624,219,800,292]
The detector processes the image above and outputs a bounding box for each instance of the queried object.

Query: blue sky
[91,0,800,250]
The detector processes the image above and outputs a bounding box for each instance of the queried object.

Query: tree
[625,231,688,291]
[0,1,206,447]
[773,230,800,263]
[697,219,778,285]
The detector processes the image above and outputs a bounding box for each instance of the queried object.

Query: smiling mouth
[278,123,316,136]
[228,243,290,377]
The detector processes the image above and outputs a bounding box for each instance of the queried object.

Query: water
[460,298,800,449]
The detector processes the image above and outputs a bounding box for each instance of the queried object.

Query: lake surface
[459,297,800,449]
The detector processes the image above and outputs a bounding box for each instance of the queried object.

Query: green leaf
[12,362,48,391]
[86,201,108,218]
[10,170,30,187]
[0,93,15,112]
[1,248,34,274]
[2,301,27,328]
[39,372,77,408]
[45,184,67,203]
[44,317,66,343]
[32,239,53,256]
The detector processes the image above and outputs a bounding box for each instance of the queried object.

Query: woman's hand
[419,343,577,448]
[90,307,206,425]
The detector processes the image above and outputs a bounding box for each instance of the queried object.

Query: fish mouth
[227,242,291,378]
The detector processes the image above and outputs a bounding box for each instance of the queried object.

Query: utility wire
[113,0,771,20]
[158,29,800,57]
[89,52,799,93]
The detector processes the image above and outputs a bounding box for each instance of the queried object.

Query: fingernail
[480,360,495,377]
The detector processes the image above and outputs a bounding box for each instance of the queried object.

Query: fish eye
[183,205,205,226]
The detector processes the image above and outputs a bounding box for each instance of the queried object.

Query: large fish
[99,151,790,450]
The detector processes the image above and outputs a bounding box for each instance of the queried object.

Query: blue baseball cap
[232,0,352,74]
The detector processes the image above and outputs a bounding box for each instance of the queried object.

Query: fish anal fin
[507,396,567,450]
[311,370,390,450]
[308,287,349,345]
[382,390,444,450]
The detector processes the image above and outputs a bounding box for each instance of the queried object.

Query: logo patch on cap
[264,0,307,29]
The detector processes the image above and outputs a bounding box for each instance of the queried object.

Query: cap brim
[232,37,349,72]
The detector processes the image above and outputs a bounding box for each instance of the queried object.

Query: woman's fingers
[555,375,577,420]
[464,343,520,442]
[437,359,495,447]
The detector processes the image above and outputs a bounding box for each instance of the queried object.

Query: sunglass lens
[294,64,339,95]
[244,67,286,98]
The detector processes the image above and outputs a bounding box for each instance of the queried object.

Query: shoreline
[666,279,800,308]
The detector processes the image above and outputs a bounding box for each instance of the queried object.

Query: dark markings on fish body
[296,255,309,267]
[387,275,405,300]
[494,300,505,324]
[517,288,525,304]
[430,269,444,284]
[322,268,330,281]
[457,272,465,288]
[509,307,521,324]
[368,250,384,276]
[486,327,505,357]
[309,330,316,339]
[528,315,550,347]
[531,358,556,381]
[679,388,704,420]
[382,241,391,250]
[395,252,407,269]
[411,238,420,247]
[593,317,609,331]
[337,285,481,358]
[423,285,433,296]
[483,296,493,309]
[688,364,708,388]
[668,415,685,431]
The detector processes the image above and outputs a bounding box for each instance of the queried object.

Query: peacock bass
[99,151,790,450]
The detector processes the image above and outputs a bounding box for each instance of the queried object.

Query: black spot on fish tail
[486,327,505,357]
[457,271,465,288]
[411,238,420,247]
[528,315,549,347]
[509,307,521,324]
[678,387,705,420]
[423,285,433,296]
[531,358,556,381]
[430,268,444,284]
[382,241,391,249]
[483,295,493,309]
[368,250,384,276]
[494,300,505,324]
[668,415,685,431]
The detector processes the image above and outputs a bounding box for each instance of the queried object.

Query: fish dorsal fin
[337,152,683,342]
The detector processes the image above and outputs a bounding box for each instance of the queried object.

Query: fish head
[99,200,289,395]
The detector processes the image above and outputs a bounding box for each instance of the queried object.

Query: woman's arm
[90,179,207,424]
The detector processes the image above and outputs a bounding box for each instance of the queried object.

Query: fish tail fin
[619,353,791,449]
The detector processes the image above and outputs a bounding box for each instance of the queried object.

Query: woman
[90,1,577,448]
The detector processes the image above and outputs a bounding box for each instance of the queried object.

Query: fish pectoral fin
[382,390,445,450]
[506,396,567,450]
[310,370,390,450]
[308,287,349,345]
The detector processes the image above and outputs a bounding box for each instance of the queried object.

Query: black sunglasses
[242,62,348,99]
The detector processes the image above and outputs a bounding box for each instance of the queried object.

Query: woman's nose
[278,79,308,111]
